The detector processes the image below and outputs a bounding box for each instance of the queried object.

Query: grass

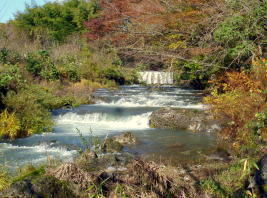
[0,167,10,191]
[12,164,46,183]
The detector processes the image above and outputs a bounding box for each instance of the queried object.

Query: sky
[0,0,59,23]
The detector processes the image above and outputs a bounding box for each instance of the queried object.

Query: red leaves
[85,0,166,40]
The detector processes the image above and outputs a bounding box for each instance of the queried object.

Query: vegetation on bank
[0,0,138,139]
[0,0,266,197]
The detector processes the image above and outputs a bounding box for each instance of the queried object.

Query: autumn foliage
[205,59,267,145]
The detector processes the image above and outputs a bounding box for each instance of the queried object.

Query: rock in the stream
[101,132,137,153]
[113,132,137,145]
[149,107,221,133]
[101,138,123,153]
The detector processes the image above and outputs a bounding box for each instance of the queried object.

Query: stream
[0,85,216,172]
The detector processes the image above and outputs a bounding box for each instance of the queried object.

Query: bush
[204,59,267,146]
[58,62,81,82]
[0,48,21,64]
[102,66,125,85]
[0,109,21,139]
[0,64,23,93]
[3,87,54,135]
[213,0,267,66]
[26,50,59,80]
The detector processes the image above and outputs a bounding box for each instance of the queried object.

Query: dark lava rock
[0,176,76,198]
[149,107,221,133]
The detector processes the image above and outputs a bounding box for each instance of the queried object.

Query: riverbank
[1,85,266,197]
[1,132,266,197]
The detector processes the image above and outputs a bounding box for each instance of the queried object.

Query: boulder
[113,132,137,145]
[149,107,221,133]
[101,138,123,153]
[101,132,137,153]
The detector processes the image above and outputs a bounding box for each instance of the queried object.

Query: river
[0,85,216,172]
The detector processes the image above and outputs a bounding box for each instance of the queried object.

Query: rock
[255,155,267,197]
[76,150,134,172]
[149,107,221,133]
[113,132,137,145]
[206,148,231,161]
[101,138,123,153]
[0,176,76,198]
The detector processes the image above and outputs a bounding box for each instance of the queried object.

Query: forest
[0,0,266,197]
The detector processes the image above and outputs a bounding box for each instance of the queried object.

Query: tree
[13,0,98,42]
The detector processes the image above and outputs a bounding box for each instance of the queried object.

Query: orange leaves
[209,71,262,93]
[205,67,267,140]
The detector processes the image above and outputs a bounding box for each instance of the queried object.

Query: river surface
[0,85,216,172]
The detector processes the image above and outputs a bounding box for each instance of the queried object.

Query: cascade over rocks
[149,107,222,133]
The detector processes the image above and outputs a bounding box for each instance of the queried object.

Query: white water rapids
[139,71,174,85]
[0,85,214,171]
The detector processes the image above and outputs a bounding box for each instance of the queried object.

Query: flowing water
[139,71,174,85]
[0,85,216,172]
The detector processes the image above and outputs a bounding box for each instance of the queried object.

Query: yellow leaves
[167,34,182,40]
[168,41,187,50]
[0,109,21,139]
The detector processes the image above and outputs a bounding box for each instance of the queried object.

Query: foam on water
[55,112,151,131]
[0,143,77,169]
[1,85,210,170]
[96,94,206,109]
[139,71,174,85]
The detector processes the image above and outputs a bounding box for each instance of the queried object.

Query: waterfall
[139,71,174,85]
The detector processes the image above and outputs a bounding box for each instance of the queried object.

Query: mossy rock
[113,132,137,145]
[149,107,221,133]
[101,138,123,153]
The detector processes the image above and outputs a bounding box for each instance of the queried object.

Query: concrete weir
[139,71,174,85]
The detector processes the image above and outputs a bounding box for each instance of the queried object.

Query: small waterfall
[139,71,174,85]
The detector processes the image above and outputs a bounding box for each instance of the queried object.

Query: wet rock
[76,150,134,172]
[206,148,231,162]
[113,132,137,145]
[149,107,221,133]
[101,138,123,153]
[0,176,76,198]
[255,155,267,197]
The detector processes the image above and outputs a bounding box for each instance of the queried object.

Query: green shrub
[3,88,54,135]
[213,0,267,66]
[123,69,139,85]
[102,66,125,85]
[0,64,23,93]
[0,48,21,64]
[58,62,81,82]
[26,50,59,80]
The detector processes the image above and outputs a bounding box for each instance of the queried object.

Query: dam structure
[139,71,174,85]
